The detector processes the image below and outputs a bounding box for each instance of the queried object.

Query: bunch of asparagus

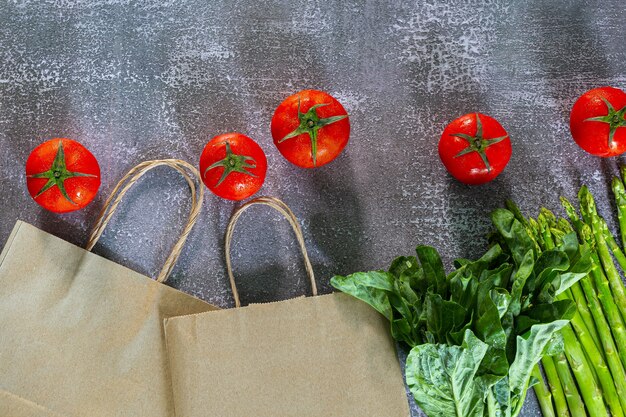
[514,168,626,417]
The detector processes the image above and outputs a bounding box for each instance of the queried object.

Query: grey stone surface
[1,1,625,415]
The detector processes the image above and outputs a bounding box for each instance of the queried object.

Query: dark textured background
[1,1,626,415]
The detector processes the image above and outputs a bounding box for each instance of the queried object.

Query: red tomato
[199,132,267,201]
[25,138,101,213]
[438,113,512,185]
[570,86,626,157]
[271,89,350,168]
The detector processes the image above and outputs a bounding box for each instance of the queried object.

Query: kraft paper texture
[165,292,410,417]
[0,221,218,417]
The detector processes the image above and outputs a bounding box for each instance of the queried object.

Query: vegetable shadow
[593,158,623,235]
[220,202,312,306]
[430,90,513,264]
[532,0,612,112]
[225,0,338,92]
[227,3,360,296]
[532,2,624,227]
[224,264,287,306]
[531,2,617,195]
[444,173,513,263]
[307,154,366,295]
[398,6,504,265]
[85,170,197,280]
[165,4,353,301]
[0,79,110,249]
[161,8,333,303]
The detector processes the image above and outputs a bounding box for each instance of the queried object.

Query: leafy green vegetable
[330,208,589,417]
[330,271,393,320]
[405,330,489,417]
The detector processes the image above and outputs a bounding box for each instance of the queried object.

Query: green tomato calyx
[452,113,508,172]
[204,141,257,187]
[279,98,348,167]
[27,140,98,205]
[584,98,626,147]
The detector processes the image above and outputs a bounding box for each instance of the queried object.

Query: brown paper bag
[0,159,218,417]
[165,197,410,417]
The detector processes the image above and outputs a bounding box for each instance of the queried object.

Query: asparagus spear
[562,291,625,416]
[616,168,626,251]
[549,203,625,415]
[561,325,608,417]
[555,202,604,352]
[529,217,543,248]
[560,197,587,237]
[577,270,626,412]
[589,250,626,369]
[533,364,558,417]
[543,355,575,417]
[569,282,603,356]
[528,201,623,416]
[554,217,611,387]
[578,186,626,328]
[554,350,588,417]
[536,211,605,415]
[562,214,626,386]
[600,220,626,274]
[506,199,544,255]
[506,200,529,226]
[538,209,557,250]
[579,187,626,369]
[595,213,626,323]
[551,217,571,243]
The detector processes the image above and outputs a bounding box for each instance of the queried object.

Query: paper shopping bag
[0,159,218,417]
[164,197,410,417]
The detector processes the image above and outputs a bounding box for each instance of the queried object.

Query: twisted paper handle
[86,159,204,283]
[225,196,317,308]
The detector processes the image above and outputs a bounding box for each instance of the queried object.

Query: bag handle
[86,159,204,283]
[225,196,317,308]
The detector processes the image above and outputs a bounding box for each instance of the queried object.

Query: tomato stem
[584,98,626,147]
[204,141,257,187]
[27,140,98,204]
[279,98,347,167]
[452,113,508,172]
